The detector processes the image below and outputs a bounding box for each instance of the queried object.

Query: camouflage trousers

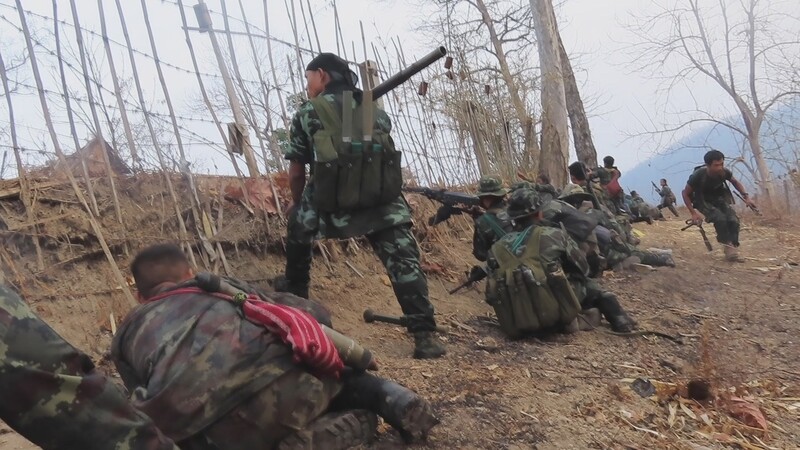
[658,199,679,217]
[699,201,740,246]
[574,279,625,320]
[181,368,341,449]
[0,285,177,450]
[285,217,437,332]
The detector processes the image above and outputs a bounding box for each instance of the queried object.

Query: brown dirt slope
[1,178,798,449]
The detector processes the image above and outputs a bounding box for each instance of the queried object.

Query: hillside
[0,176,799,449]
[623,101,800,204]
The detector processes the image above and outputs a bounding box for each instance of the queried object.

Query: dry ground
[1,182,798,449]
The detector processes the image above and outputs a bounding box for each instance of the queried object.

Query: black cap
[306,53,359,86]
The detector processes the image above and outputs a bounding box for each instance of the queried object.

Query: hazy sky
[0,0,797,176]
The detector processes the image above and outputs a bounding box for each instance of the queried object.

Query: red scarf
[147,287,344,378]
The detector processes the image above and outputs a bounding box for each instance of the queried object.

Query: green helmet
[558,184,594,204]
[477,175,508,198]
[506,188,543,219]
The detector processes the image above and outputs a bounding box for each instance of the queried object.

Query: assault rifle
[732,190,762,216]
[651,181,662,195]
[578,164,603,211]
[681,219,713,252]
[449,265,487,294]
[402,186,481,226]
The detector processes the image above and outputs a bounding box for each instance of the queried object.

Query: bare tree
[628,0,800,203]
[531,0,569,186]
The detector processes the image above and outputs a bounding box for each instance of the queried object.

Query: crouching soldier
[485,189,636,339]
[112,244,439,450]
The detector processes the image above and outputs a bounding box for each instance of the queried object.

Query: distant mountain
[622,101,799,204]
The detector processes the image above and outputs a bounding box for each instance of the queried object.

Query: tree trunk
[557,32,597,168]
[531,0,570,186]
[473,0,540,170]
[747,127,775,206]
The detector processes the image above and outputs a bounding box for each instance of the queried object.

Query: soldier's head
[506,188,543,228]
[558,184,593,208]
[536,173,550,185]
[568,162,587,185]
[704,149,726,177]
[131,244,193,301]
[304,53,359,99]
[477,174,508,208]
[603,156,615,168]
[631,190,640,198]
[660,178,667,186]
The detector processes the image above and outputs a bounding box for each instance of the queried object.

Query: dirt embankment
[1,176,798,449]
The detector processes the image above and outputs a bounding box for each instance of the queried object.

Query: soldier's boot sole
[276,409,377,450]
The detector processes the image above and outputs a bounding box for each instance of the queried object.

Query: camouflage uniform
[687,167,740,246]
[111,287,343,448]
[487,189,634,332]
[472,175,512,262]
[0,284,177,450]
[284,87,437,333]
[629,192,660,222]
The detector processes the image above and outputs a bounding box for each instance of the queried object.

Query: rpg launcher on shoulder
[402,186,481,226]
[449,265,488,294]
[372,46,447,101]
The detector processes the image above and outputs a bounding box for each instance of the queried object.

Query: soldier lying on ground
[0,283,177,450]
[558,184,675,269]
[485,189,636,338]
[629,191,663,224]
[112,244,438,450]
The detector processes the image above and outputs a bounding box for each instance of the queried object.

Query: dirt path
[2,215,799,449]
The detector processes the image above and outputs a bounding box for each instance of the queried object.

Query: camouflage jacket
[659,185,676,202]
[487,225,590,289]
[472,201,512,261]
[285,87,411,239]
[0,284,177,450]
[111,287,301,442]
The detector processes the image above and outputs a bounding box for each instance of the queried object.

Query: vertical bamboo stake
[68,0,125,228]
[305,0,322,53]
[139,0,216,265]
[175,0,253,203]
[262,0,292,131]
[113,0,197,267]
[238,0,286,173]
[297,0,316,54]
[0,51,44,271]
[15,0,136,308]
[332,0,348,60]
[195,0,259,178]
[51,0,100,216]
[97,0,140,171]
[284,0,306,85]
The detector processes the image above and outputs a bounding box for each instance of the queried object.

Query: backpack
[690,165,734,206]
[309,93,403,212]
[550,203,599,243]
[485,227,582,339]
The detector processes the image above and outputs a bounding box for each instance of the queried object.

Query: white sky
[0,0,797,176]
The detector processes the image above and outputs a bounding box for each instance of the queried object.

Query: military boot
[724,245,744,262]
[608,313,636,333]
[272,275,309,299]
[413,331,447,359]
[276,409,377,450]
[640,252,676,268]
[335,373,440,443]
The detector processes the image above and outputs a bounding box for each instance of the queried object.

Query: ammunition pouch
[486,227,582,339]
[310,95,402,212]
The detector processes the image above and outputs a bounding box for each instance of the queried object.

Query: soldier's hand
[691,211,704,225]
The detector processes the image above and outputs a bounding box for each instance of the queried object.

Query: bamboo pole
[97,0,140,171]
[305,0,322,53]
[0,51,44,271]
[51,1,100,217]
[262,0,292,132]
[112,0,197,268]
[139,0,216,266]
[68,0,125,228]
[195,0,259,178]
[284,0,306,87]
[15,0,136,308]
[297,0,316,54]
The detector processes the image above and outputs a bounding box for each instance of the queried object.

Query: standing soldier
[682,150,757,261]
[280,53,445,359]
[656,178,679,217]
[472,174,513,261]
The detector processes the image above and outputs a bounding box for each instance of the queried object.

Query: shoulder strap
[511,226,534,253]
[520,227,543,261]
[309,96,341,132]
[483,213,509,240]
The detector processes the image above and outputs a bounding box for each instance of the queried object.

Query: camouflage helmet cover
[477,175,508,198]
[506,188,543,219]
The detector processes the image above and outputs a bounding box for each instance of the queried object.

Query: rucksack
[309,93,403,212]
[550,203,599,243]
[486,227,582,339]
